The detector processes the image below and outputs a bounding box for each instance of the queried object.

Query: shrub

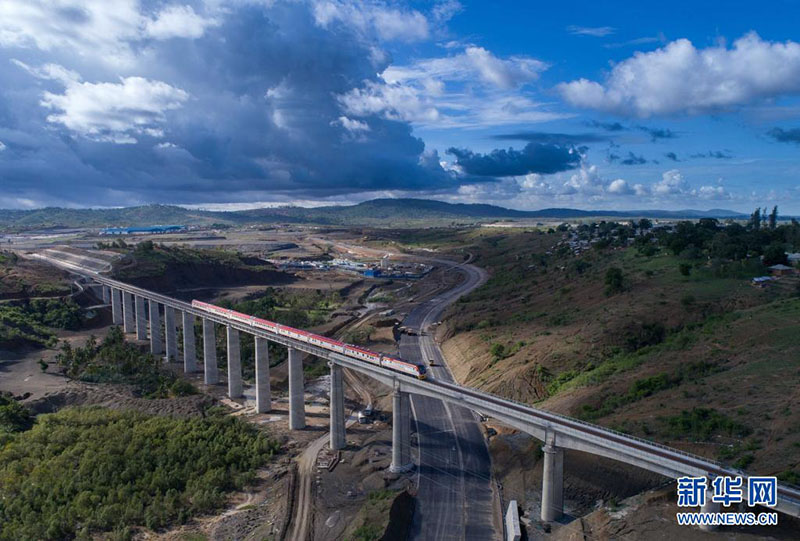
[604,267,624,295]
[56,327,195,398]
[624,322,665,351]
[0,392,33,433]
[0,299,82,349]
[679,263,692,276]
[664,408,751,441]
[489,343,506,359]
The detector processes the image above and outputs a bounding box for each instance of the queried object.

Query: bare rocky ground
[312,423,413,541]
[549,484,800,541]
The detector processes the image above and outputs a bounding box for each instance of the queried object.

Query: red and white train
[192,300,427,380]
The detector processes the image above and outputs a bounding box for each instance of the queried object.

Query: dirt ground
[548,484,800,541]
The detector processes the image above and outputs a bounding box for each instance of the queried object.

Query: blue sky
[1,1,800,212]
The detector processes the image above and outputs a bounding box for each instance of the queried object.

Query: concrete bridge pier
[122,292,134,333]
[135,295,147,340]
[202,318,219,384]
[540,430,564,523]
[254,337,271,413]
[288,347,305,429]
[149,301,163,355]
[182,311,197,373]
[111,288,122,324]
[700,481,720,531]
[164,306,178,362]
[102,285,110,304]
[329,362,346,450]
[226,326,243,398]
[390,389,412,472]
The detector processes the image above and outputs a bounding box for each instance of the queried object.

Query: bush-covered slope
[0,407,279,540]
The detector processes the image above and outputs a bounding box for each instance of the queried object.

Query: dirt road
[287,433,330,541]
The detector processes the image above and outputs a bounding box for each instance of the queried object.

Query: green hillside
[0,199,752,232]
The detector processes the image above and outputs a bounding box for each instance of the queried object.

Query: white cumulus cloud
[312,0,430,42]
[341,46,560,128]
[333,116,371,132]
[34,69,189,143]
[145,5,219,40]
[0,1,218,65]
[383,46,546,90]
[558,32,800,116]
[608,178,633,194]
[695,184,731,200]
[653,169,689,195]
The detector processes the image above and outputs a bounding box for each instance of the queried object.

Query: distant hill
[0,205,247,231]
[0,198,750,231]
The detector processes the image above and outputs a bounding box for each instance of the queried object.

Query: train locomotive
[192,300,427,380]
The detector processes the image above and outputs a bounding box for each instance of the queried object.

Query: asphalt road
[400,261,499,541]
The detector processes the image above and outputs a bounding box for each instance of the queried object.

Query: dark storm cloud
[608,151,650,165]
[664,151,680,161]
[491,131,610,145]
[446,143,580,176]
[619,152,647,165]
[586,120,676,141]
[690,150,732,159]
[637,125,677,141]
[586,120,626,132]
[0,2,468,207]
[767,127,800,144]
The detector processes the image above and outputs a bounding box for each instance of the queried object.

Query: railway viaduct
[37,252,800,529]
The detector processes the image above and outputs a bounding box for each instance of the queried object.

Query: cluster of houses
[562,220,677,256]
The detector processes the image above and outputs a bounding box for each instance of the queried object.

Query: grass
[578,361,724,420]
[346,489,398,541]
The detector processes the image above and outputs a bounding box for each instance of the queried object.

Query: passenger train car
[192,300,427,379]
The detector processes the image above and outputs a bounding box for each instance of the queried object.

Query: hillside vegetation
[426,217,800,476]
[0,251,71,299]
[111,242,295,291]
[0,298,82,349]
[0,199,750,231]
[0,406,279,540]
[56,326,198,398]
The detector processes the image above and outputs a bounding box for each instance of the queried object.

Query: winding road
[399,261,498,540]
[310,238,499,539]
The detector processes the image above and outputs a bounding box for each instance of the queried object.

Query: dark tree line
[662,208,799,266]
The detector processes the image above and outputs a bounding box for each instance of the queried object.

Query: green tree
[763,242,788,266]
[604,267,624,295]
[749,207,761,231]
[0,407,279,540]
[769,205,778,229]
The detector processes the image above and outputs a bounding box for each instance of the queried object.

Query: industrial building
[100,225,186,235]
